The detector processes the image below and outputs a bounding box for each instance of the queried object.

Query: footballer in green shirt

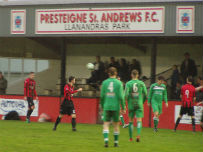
[148,76,168,132]
[100,67,126,148]
[125,70,147,142]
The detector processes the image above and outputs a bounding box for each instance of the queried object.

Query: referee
[53,76,82,131]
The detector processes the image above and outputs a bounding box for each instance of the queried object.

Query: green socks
[153,117,159,129]
[129,122,133,139]
[103,130,109,144]
[114,132,119,144]
[137,121,142,136]
[120,115,125,126]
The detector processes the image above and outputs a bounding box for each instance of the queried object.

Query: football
[86,63,95,70]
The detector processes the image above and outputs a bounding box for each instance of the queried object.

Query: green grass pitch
[0,120,202,152]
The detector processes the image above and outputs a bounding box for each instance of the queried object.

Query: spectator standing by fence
[0,72,7,95]
[180,52,197,82]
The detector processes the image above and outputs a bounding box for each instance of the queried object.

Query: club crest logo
[15,16,22,29]
[180,11,190,29]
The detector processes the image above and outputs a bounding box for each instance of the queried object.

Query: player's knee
[72,114,76,118]
[59,114,63,118]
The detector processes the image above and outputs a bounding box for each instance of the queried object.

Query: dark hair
[187,76,193,83]
[0,71,2,74]
[96,56,100,59]
[110,57,115,60]
[108,67,117,76]
[69,76,75,82]
[197,76,203,80]
[158,76,165,81]
[29,72,34,74]
[184,52,190,56]
[131,69,139,77]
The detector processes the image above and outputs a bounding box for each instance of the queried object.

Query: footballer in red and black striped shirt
[174,76,196,132]
[24,72,38,123]
[53,76,82,131]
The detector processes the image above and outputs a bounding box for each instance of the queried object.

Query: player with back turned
[125,69,147,142]
[174,76,196,132]
[100,67,126,148]
[148,76,168,132]
[53,76,82,131]
[24,72,38,123]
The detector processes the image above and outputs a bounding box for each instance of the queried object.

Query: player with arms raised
[148,76,168,132]
[24,72,38,123]
[174,76,196,132]
[125,70,147,142]
[53,76,82,131]
[100,67,126,148]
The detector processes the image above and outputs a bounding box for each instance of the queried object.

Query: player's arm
[197,101,203,105]
[100,82,105,110]
[119,83,126,113]
[34,88,38,100]
[148,85,153,105]
[124,83,129,101]
[142,83,147,104]
[193,88,196,103]
[24,80,27,100]
[195,86,203,92]
[163,86,168,103]
[163,85,168,107]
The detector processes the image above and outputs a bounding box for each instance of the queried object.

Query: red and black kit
[24,78,37,108]
[180,83,196,116]
[60,84,78,115]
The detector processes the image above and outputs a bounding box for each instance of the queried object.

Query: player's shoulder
[161,84,166,88]
[150,83,156,87]
[24,78,29,83]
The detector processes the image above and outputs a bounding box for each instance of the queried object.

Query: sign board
[176,6,195,33]
[0,99,39,116]
[35,7,165,34]
[11,10,26,34]
[175,105,202,124]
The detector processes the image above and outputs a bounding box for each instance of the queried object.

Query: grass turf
[0,120,202,152]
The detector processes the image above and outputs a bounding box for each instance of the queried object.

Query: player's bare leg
[53,114,63,131]
[153,112,159,132]
[174,115,183,132]
[128,117,134,141]
[71,114,77,131]
[136,118,142,142]
[103,122,110,147]
[113,122,120,147]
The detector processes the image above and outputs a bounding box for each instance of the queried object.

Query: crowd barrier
[0,95,201,131]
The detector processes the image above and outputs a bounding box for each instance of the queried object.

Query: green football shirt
[125,79,147,111]
[148,83,168,103]
[100,78,125,111]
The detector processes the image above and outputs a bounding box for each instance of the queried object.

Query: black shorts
[180,106,194,116]
[60,99,75,115]
[27,97,34,109]
[201,112,203,123]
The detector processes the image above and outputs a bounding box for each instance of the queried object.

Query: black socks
[192,118,195,132]
[27,109,33,119]
[54,117,61,129]
[72,118,76,129]
[174,117,181,130]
